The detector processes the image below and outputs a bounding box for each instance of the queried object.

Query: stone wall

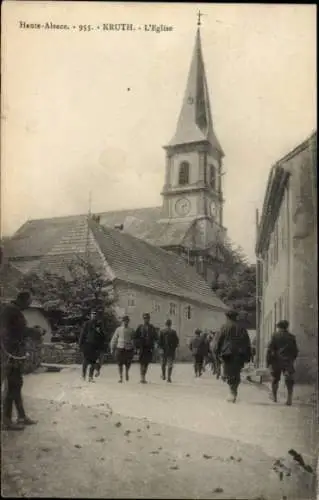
[40,343,83,365]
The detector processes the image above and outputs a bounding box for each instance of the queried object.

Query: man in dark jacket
[79,310,106,382]
[0,291,38,430]
[158,319,179,383]
[209,331,222,379]
[134,313,158,384]
[189,329,206,377]
[215,310,251,403]
[266,320,298,406]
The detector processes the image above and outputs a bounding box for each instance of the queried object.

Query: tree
[17,257,120,344]
[212,239,256,329]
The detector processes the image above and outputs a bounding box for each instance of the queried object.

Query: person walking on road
[189,329,206,377]
[200,331,210,373]
[266,320,298,406]
[209,331,222,379]
[0,291,38,431]
[134,313,158,384]
[79,310,106,382]
[110,314,135,383]
[158,319,179,383]
[215,310,251,403]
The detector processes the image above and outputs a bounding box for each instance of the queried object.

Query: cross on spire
[197,10,203,27]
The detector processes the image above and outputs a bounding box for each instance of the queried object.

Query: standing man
[209,331,222,379]
[134,313,158,384]
[0,291,38,430]
[266,320,298,406]
[201,331,210,372]
[158,319,179,383]
[110,314,135,383]
[79,310,106,382]
[93,309,108,378]
[189,329,206,377]
[215,310,251,403]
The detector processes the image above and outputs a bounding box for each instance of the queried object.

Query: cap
[143,313,150,319]
[122,314,130,320]
[226,310,238,321]
[165,319,172,325]
[195,328,202,335]
[277,320,289,329]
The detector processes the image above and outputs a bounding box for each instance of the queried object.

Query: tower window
[178,162,189,185]
[209,165,216,190]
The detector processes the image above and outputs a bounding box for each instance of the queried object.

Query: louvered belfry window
[209,165,216,190]
[179,162,190,185]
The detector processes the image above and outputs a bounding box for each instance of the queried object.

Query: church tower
[161,20,224,228]
[160,16,227,284]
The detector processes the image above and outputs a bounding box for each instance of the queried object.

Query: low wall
[41,343,83,365]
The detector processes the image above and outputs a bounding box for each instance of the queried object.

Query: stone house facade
[255,131,317,382]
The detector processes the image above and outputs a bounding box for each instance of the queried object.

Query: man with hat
[79,309,106,383]
[189,328,206,377]
[134,313,158,384]
[158,319,179,383]
[266,320,298,406]
[110,314,135,383]
[215,310,251,402]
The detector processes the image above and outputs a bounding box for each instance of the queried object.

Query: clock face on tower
[175,198,191,217]
[210,200,218,217]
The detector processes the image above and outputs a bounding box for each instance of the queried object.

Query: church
[1,22,230,354]
[93,22,227,287]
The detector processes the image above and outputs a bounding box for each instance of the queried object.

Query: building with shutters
[255,131,317,382]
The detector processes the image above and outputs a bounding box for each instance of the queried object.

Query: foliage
[213,239,256,328]
[17,257,120,343]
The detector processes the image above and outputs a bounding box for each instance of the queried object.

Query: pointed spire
[167,24,224,156]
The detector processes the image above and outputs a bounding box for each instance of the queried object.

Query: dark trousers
[161,352,175,379]
[270,361,295,399]
[82,345,99,379]
[117,349,134,380]
[211,353,221,378]
[222,357,244,394]
[139,350,153,380]
[82,358,95,379]
[194,354,204,376]
[3,363,26,422]
[94,352,105,375]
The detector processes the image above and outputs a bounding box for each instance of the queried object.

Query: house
[2,23,230,289]
[0,262,53,342]
[255,131,317,383]
[3,217,228,360]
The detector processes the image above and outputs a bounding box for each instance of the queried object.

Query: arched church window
[209,165,216,190]
[179,162,190,185]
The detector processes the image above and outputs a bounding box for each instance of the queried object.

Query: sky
[1,2,316,262]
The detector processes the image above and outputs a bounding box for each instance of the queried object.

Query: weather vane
[197,10,203,27]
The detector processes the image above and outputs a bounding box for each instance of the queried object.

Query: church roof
[167,28,224,155]
[9,217,227,310]
[6,206,201,260]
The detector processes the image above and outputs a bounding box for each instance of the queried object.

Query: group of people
[188,310,298,405]
[79,311,179,385]
[0,290,299,431]
[79,307,299,406]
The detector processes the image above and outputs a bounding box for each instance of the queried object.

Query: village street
[2,363,317,499]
